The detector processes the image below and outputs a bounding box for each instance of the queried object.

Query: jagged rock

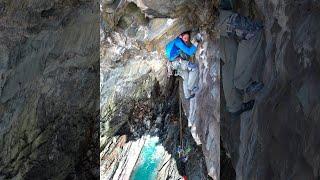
[180,31,221,180]
[221,0,320,179]
[0,1,99,179]
[101,0,219,179]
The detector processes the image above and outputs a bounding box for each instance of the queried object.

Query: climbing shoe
[185,94,195,100]
[245,81,264,94]
[191,86,199,93]
[230,100,255,117]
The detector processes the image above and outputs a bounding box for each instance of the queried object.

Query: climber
[165,31,201,100]
[216,9,265,116]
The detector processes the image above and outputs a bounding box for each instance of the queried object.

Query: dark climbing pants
[218,10,265,113]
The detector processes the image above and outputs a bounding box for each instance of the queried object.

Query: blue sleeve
[174,38,197,56]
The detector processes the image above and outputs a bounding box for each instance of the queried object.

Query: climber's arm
[174,39,197,56]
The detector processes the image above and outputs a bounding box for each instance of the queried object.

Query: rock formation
[221,0,320,179]
[100,0,219,179]
[1,0,316,179]
[0,1,99,179]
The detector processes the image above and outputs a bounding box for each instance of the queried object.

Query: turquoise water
[131,136,165,180]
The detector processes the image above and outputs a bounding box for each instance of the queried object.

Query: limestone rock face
[221,0,320,179]
[0,1,99,179]
[100,2,178,179]
[101,0,220,179]
[181,32,220,180]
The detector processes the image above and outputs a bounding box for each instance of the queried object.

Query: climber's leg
[234,30,264,90]
[179,60,194,99]
[220,37,243,113]
[182,72,192,99]
[187,64,199,94]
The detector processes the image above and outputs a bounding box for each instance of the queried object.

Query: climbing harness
[187,61,198,71]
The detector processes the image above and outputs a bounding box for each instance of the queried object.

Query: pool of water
[131,136,165,180]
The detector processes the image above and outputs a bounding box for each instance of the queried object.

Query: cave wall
[100,0,220,179]
[221,0,320,179]
[0,1,99,179]
[0,0,315,179]
[100,1,179,179]
[180,31,220,179]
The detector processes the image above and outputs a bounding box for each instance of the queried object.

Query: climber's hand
[195,33,203,43]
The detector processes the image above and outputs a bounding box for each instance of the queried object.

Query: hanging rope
[178,78,190,164]
[179,79,183,150]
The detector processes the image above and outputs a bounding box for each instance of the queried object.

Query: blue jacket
[165,38,197,61]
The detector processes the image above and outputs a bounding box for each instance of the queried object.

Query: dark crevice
[41,8,56,18]
[106,75,210,178]
[220,139,236,180]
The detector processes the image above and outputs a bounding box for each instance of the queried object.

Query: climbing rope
[179,79,183,151]
[177,79,190,164]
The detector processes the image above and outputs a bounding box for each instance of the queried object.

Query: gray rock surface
[181,32,220,180]
[100,0,219,179]
[220,0,320,179]
[0,1,99,179]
